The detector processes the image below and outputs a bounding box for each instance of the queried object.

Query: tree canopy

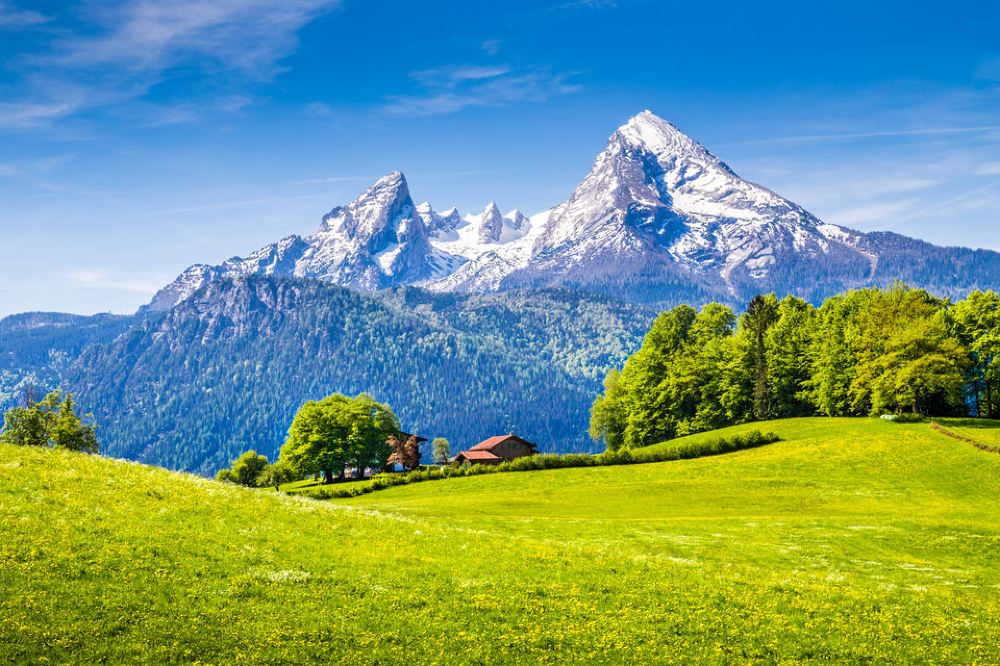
[0,390,98,453]
[278,392,401,483]
[431,437,451,465]
[216,450,269,487]
[591,285,995,450]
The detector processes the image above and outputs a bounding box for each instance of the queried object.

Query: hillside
[2,417,998,664]
[63,279,651,473]
[0,312,133,412]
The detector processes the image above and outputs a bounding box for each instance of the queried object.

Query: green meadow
[2,417,999,664]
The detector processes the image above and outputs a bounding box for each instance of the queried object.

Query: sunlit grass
[2,417,999,663]
[933,416,1000,450]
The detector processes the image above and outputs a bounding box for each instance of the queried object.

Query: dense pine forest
[591,285,1000,450]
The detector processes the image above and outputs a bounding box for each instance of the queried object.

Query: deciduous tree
[0,390,98,453]
[431,437,451,465]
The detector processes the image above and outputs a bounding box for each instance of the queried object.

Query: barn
[453,434,538,465]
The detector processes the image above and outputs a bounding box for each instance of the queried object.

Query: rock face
[149,111,1000,311]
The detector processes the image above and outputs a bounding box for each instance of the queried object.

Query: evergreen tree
[742,294,780,421]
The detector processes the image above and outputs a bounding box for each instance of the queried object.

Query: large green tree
[951,290,1000,418]
[591,303,737,450]
[765,296,816,418]
[278,393,400,483]
[803,289,874,416]
[849,286,968,415]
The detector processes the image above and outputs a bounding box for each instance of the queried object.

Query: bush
[883,413,925,424]
[295,430,781,500]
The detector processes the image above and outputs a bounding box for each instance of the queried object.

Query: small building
[453,433,538,465]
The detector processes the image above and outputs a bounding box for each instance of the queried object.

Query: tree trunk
[323,469,334,484]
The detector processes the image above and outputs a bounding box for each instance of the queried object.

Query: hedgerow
[301,430,780,499]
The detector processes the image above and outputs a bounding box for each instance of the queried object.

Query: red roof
[456,450,501,461]
[469,433,538,452]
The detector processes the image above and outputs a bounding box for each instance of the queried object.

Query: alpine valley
[4,111,1000,474]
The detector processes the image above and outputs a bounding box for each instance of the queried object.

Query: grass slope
[2,417,999,664]
[933,417,1000,451]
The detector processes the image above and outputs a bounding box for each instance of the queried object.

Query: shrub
[884,413,925,424]
[294,430,781,500]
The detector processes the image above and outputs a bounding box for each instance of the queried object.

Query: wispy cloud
[738,124,1000,146]
[0,1,48,29]
[386,64,580,116]
[481,39,503,55]
[824,199,923,227]
[49,0,338,76]
[1,0,340,129]
[555,0,618,9]
[0,101,81,128]
[67,268,170,294]
[975,162,1000,176]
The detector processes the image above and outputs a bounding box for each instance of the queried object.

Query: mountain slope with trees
[62,277,652,474]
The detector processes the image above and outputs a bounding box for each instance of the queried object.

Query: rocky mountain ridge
[148,110,1000,309]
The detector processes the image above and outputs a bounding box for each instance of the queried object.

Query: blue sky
[1,0,998,316]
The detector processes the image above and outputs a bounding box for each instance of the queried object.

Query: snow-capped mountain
[149,111,1000,310]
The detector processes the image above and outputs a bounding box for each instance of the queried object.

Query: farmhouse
[453,434,538,465]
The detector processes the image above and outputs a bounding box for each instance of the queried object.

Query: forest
[590,285,1000,450]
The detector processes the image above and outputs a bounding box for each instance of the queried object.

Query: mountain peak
[479,200,505,243]
[368,170,409,198]
[617,110,704,158]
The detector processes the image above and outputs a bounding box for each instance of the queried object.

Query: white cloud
[0,1,48,28]
[975,162,1000,176]
[0,101,80,128]
[52,0,339,76]
[0,0,340,129]
[481,39,503,55]
[386,65,580,116]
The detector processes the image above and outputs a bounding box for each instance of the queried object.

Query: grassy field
[2,417,999,664]
[933,417,1000,450]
